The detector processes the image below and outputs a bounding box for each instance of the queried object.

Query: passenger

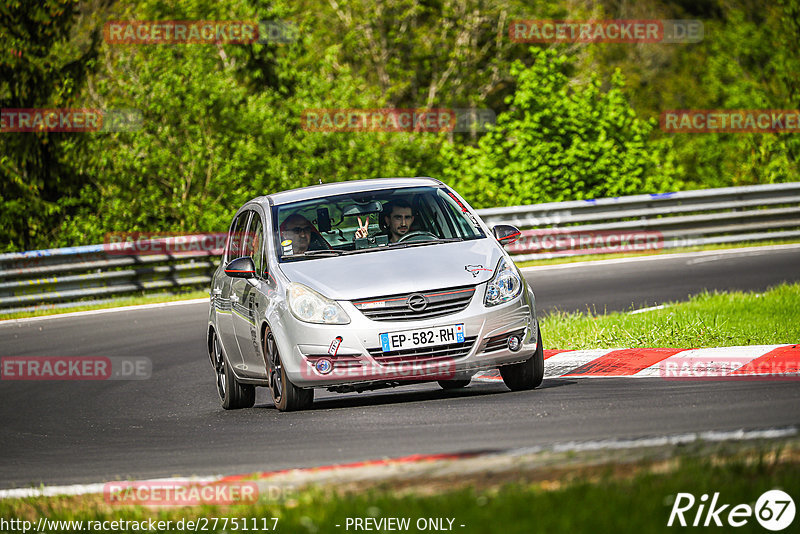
[279,214,329,254]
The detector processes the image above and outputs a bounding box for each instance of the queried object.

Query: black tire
[438,379,471,390]
[263,328,314,412]
[500,328,544,391]
[212,330,256,410]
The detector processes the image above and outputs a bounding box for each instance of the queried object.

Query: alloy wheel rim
[267,334,283,402]
[214,334,226,399]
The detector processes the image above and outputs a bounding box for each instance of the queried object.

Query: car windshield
[273,186,485,261]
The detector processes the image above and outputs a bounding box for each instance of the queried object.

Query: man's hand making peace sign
[354,216,370,239]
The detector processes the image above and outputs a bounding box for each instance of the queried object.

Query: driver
[380,199,415,243]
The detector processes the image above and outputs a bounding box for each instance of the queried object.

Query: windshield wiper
[282,250,345,260]
[303,249,345,256]
[387,237,463,249]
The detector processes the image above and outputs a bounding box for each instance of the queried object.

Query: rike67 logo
[668,490,795,530]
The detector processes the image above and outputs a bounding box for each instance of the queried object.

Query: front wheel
[500,328,544,391]
[212,330,256,410]
[264,328,314,412]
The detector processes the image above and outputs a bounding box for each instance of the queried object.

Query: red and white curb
[474,344,799,381]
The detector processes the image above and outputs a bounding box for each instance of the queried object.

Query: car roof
[252,177,445,207]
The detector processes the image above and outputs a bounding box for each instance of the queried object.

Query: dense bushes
[439,49,681,207]
[1,0,797,251]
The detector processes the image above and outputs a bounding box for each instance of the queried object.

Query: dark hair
[380,199,414,231]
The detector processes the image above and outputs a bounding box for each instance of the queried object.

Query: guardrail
[1,182,799,313]
[478,182,800,261]
[0,240,221,314]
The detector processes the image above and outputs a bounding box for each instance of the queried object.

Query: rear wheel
[500,328,544,391]
[438,379,471,390]
[212,330,255,409]
[264,328,314,412]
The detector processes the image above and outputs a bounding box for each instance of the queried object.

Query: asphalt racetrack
[1,246,798,489]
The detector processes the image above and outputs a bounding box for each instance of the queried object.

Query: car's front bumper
[275,283,538,388]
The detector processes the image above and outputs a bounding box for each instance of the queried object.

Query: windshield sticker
[465,264,492,277]
[445,190,468,212]
[281,239,293,255]
[445,191,481,228]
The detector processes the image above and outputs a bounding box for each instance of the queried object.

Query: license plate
[380,324,465,352]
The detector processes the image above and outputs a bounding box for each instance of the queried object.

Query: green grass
[540,282,800,350]
[1,442,797,533]
[0,290,209,321]
[517,239,800,267]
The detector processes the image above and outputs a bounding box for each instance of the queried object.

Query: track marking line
[0,298,209,326]
[520,243,800,272]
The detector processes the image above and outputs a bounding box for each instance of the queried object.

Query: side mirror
[224,256,256,278]
[493,224,521,245]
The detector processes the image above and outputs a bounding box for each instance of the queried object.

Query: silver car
[207,177,543,411]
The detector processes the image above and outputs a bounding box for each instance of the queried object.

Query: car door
[216,210,251,365]
[231,210,268,378]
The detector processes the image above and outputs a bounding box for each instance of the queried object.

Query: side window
[246,214,265,276]
[226,211,251,261]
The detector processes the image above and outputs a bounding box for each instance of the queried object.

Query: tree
[439,48,681,207]
[0,0,99,251]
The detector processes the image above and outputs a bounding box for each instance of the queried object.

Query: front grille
[353,286,475,322]
[367,337,477,365]
[482,329,527,353]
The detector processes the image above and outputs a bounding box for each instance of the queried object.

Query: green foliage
[541,282,800,350]
[660,7,800,188]
[2,443,799,534]
[0,0,100,251]
[583,0,800,189]
[57,0,443,244]
[1,0,799,251]
[440,48,681,207]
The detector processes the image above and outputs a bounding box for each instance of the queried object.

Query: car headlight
[484,258,523,307]
[287,283,350,324]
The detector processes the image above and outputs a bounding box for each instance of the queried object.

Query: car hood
[278,238,503,300]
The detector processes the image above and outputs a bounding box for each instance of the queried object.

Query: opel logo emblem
[406,293,428,312]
